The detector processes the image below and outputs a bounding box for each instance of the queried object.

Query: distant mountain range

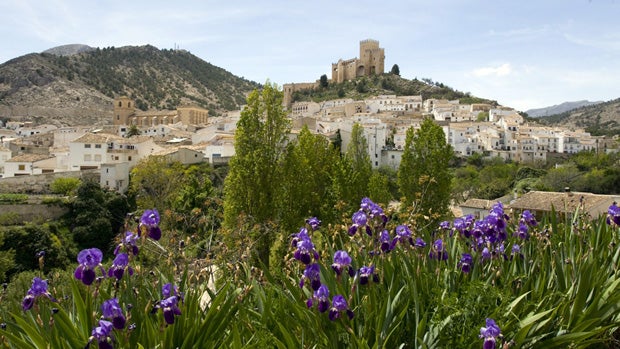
[525,100,604,118]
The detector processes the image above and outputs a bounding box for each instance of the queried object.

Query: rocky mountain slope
[538,98,620,136]
[526,100,603,118]
[0,45,260,126]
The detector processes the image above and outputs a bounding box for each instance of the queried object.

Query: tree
[368,171,392,206]
[127,124,141,137]
[223,82,290,228]
[129,157,186,210]
[69,181,132,252]
[319,74,328,88]
[398,118,453,223]
[390,64,400,76]
[344,123,372,205]
[279,126,340,231]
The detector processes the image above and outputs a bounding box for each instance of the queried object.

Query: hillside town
[0,40,617,194]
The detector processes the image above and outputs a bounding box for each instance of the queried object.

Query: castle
[113,96,209,126]
[332,39,385,84]
[283,39,385,109]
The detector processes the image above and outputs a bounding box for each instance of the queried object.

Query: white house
[68,133,120,171]
[4,154,56,177]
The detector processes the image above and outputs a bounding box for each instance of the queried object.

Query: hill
[525,100,603,118]
[0,45,261,126]
[291,74,498,106]
[538,98,620,136]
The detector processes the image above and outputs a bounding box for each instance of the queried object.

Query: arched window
[118,101,122,107]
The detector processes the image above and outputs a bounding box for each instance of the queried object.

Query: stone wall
[0,203,69,224]
[0,170,100,194]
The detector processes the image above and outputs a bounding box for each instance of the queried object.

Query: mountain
[42,44,95,56]
[0,45,260,126]
[538,98,620,136]
[526,100,603,118]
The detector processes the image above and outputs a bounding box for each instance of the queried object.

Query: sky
[1,0,619,111]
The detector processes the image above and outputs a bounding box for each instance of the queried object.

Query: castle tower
[359,39,385,76]
[113,96,135,126]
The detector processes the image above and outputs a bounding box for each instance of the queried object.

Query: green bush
[0,193,28,204]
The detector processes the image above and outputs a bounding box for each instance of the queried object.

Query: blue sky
[1,0,619,111]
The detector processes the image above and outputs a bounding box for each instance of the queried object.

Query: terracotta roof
[72,133,121,143]
[461,198,495,209]
[6,153,54,163]
[509,191,620,217]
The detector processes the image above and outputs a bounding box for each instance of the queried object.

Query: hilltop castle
[283,39,386,108]
[332,39,385,84]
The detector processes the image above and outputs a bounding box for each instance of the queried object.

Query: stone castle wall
[0,170,100,194]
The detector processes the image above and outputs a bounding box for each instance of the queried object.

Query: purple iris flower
[140,209,161,241]
[307,284,330,313]
[459,253,473,273]
[454,217,472,238]
[91,319,114,349]
[520,210,537,226]
[511,244,523,260]
[358,265,378,285]
[329,295,354,321]
[331,250,354,277]
[305,217,321,231]
[114,231,139,256]
[429,239,448,261]
[390,225,413,249]
[379,230,392,252]
[516,222,529,240]
[21,277,56,311]
[162,283,183,301]
[74,248,105,286]
[101,298,126,330]
[291,228,310,247]
[300,263,321,290]
[607,203,620,226]
[481,247,492,261]
[414,237,427,248]
[108,253,133,281]
[160,296,182,325]
[348,210,369,236]
[294,236,320,265]
[480,318,501,349]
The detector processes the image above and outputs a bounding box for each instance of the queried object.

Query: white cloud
[470,63,512,77]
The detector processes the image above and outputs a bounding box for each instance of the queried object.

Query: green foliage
[0,231,15,281]
[0,194,28,204]
[126,124,141,137]
[69,180,133,253]
[0,223,75,276]
[223,83,290,264]
[390,64,400,76]
[368,171,393,206]
[45,45,260,112]
[290,74,497,106]
[50,177,81,196]
[129,156,186,210]
[319,74,328,88]
[343,123,372,205]
[398,118,454,223]
[279,126,340,231]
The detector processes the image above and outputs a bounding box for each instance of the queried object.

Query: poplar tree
[223,83,291,228]
[398,118,453,223]
[279,125,339,230]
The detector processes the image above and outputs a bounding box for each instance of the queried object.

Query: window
[95,144,101,149]
[18,164,25,171]
[128,156,132,161]
[85,144,91,148]
[94,155,101,162]
[84,154,91,161]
